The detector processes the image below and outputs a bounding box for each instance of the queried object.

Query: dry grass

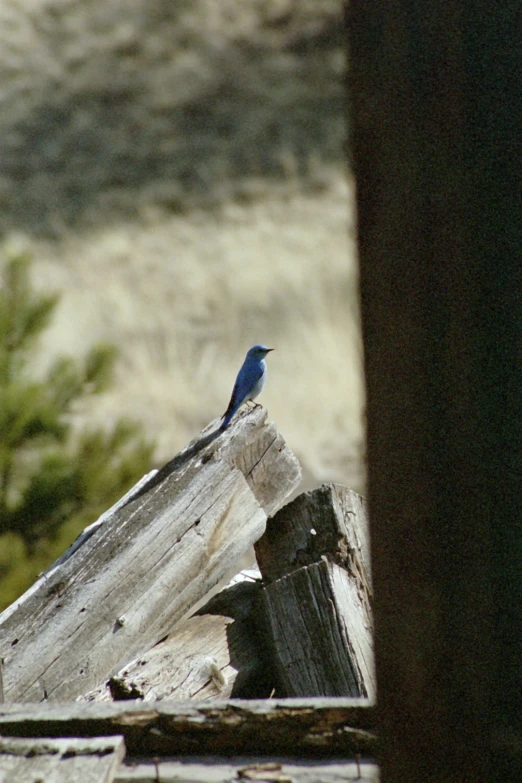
[1,0,364,495]
[7,168,365,494]
[0,0,345,232]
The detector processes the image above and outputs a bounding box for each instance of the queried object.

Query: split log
[261,559,375,700]
[0,407,301,703]
[0,698,376,757]
[255,484,371,593]
[255,485,374,699]
[0,736,125,783]
[81,578,274,702]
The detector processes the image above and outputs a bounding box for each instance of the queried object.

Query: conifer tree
[0,251,154,604]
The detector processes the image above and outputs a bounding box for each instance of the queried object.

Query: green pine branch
[0,249,155,601]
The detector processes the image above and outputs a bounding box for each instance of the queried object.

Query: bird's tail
[219,410,234,431]
[219,389,240,431]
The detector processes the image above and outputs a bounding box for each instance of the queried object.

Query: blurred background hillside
[0,0,364,603]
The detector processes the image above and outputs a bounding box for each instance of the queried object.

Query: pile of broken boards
[86,477,374,704]
[0,407,376,781]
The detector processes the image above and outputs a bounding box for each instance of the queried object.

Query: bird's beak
[267,348,275,352]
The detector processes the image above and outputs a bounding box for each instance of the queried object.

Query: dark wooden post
[348,2,522,781]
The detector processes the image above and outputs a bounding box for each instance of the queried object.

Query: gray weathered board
[262,559,375,700]
[256,484,372,592]
[255,485,375,700]
[81,579,272,702]
[80,485,373,704]
[0,736,125,783]
[116,758,380,782]
[0,699,376,757]
[0,407,301,702]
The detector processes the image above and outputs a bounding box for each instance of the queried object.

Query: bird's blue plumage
[220,344,273,430]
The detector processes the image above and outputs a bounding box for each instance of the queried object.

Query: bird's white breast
[248,361,267,401]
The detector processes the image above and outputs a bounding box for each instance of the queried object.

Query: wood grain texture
[81,581,273,702]
[0,408,300,703]
[0,736,125,783]
[261,560,375,700]
[116,758,380,782]
[256,483,371,590]
[218,414,301,517]
[0,699,376,757]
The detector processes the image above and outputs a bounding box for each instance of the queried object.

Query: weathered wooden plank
[81,615,238,702]
[0,736,125,783]
[122,406,301,519]
[261,560,375,700]
[217,419,300,517]
[0,699,376,757]
[255,484,371,591]
[0,407,301,703]
[116,758,380,782]
[81,580,273,702]
[1,462,262,703]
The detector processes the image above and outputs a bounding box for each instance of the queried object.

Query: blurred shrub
[0,251,154,608]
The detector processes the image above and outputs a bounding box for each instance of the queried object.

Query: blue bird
[220,344,274,431]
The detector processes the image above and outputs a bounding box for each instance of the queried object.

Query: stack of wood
[0,406,374,706]
[0,700,378,781]
[0,408,377,779]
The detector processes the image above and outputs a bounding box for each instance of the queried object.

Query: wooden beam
[255,484,371,589]
[0,408,300,702]
[0,699,376,758]
[348,1,522,780]
[256,485,374,699]
[114,758,380,782]
[261,560,375,699]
